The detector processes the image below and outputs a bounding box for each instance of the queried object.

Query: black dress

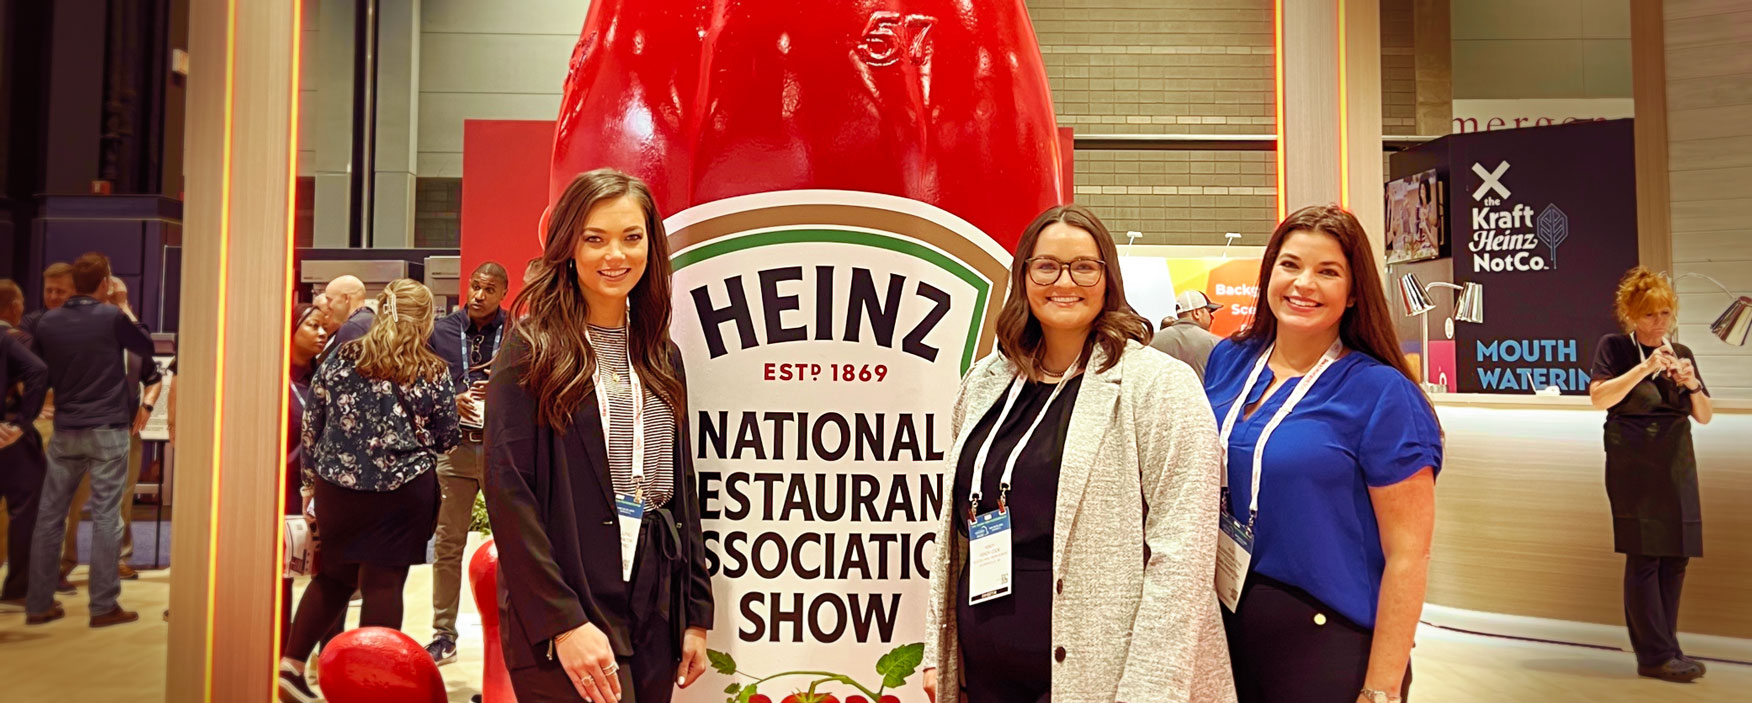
[952,374,1082,703]
[1589,334,1705,557]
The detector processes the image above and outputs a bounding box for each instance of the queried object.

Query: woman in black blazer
[484,168,713,703]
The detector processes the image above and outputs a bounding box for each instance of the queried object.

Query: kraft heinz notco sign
[1465,160,1571,274]
[1448,119,1638,394]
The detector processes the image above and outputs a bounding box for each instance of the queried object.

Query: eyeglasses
[1025,257,1105,287]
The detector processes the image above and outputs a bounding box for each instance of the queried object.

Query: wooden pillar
[167,0,299,700]
[1278,0,1385,261]
[1280,0,1343,215]
[1343,0,1385,258]
[1629,0,1671,274]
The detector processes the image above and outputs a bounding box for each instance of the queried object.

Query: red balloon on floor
[470,538,518,703]
[316,626,448,703]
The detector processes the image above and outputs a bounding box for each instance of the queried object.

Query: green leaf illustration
[735,683,760,703]
[708,649,738,675]
[875,642,926,689]
[725,683,742,695]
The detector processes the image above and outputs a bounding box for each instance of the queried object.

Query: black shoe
[426,636,458,666]
[1637,657,1703,683]
[278,662,321,703]
[55,578,76,595]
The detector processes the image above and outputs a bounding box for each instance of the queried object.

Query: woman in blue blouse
[1205,206,1440,703]
[279,279,462,703]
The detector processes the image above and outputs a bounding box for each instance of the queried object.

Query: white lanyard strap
[1217,340,1345,528]
[587,328,647,503]
[967,359,1080,521]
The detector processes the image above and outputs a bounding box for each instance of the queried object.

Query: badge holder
[966,490,1014,606]
[617,487,644,582]
[1215,508,1254,612]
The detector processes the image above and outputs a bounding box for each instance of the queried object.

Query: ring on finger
[604,662,620,675]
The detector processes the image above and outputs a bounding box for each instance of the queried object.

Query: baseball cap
[1175,290,1222,316]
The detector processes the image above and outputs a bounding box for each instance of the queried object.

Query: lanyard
[459,318,503,378]
[587,327,647,504]
[1635,336,1671,376]
[967,359,1080,521]
[1216,339,1345,530]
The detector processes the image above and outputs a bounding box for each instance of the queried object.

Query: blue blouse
[1205,338,1442,628]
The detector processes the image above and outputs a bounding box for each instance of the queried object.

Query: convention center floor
[1,534,1744,702]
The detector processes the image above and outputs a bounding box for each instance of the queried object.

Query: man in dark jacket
[56,277,163,583]
[0,279,49,609]
[23,253,154,627]
[422,261,508,664]
[316,275,373,370]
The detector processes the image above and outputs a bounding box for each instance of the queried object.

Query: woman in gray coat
[922,204,1235,703]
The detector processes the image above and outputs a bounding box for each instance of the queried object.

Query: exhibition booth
[35,0,1731,701]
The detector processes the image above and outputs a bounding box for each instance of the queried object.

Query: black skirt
[313,469,440,567]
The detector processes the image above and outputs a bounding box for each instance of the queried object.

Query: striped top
[590,324,675,509]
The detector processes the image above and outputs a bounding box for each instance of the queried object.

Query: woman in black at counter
[1588,266,1712,683]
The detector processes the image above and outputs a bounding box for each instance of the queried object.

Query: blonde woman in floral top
[279,278,461,703]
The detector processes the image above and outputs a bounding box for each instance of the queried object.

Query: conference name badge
[617,493,644,582]
[1215,511,1254,612]
[967,510,1014,606]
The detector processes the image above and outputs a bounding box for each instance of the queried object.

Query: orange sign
[1165,258,1262,338]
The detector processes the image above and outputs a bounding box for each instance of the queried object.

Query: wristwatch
[1359,689,1400,703]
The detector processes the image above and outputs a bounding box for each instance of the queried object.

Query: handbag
[390,382,436,449]
[282,514,316,578]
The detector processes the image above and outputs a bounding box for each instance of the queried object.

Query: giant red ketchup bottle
[549,0,1063,252]
[493,3,1068,703]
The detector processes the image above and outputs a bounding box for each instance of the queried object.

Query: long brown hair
[507,169,683,431]
[1233,205,1415,381]
[996,204,1151,378]
[352,279,449,385]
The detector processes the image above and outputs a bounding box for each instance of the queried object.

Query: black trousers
[1225,575,1411,703]
[0,436,46,600]
[1623,554,1689,667]
[510,517,680,703]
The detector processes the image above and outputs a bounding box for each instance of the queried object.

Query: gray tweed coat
[923,340,1238,703]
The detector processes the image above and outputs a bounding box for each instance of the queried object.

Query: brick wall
[1027,0,1280,244]
[1069,150,1277,243]
[1381,0,1418,134]
[414,177,462,248]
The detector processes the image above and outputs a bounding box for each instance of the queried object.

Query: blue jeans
[28,426,131,616]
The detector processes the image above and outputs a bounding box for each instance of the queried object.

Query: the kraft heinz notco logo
[1467,160,1566,273]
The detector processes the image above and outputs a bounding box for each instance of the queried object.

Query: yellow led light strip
[268,0,304,698]
[1274,0,1287,222]
[1337,0,1351,209]
[202,0,238,699]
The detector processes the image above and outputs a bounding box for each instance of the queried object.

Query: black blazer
[483,335,713,671]
[1,330,48,427]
